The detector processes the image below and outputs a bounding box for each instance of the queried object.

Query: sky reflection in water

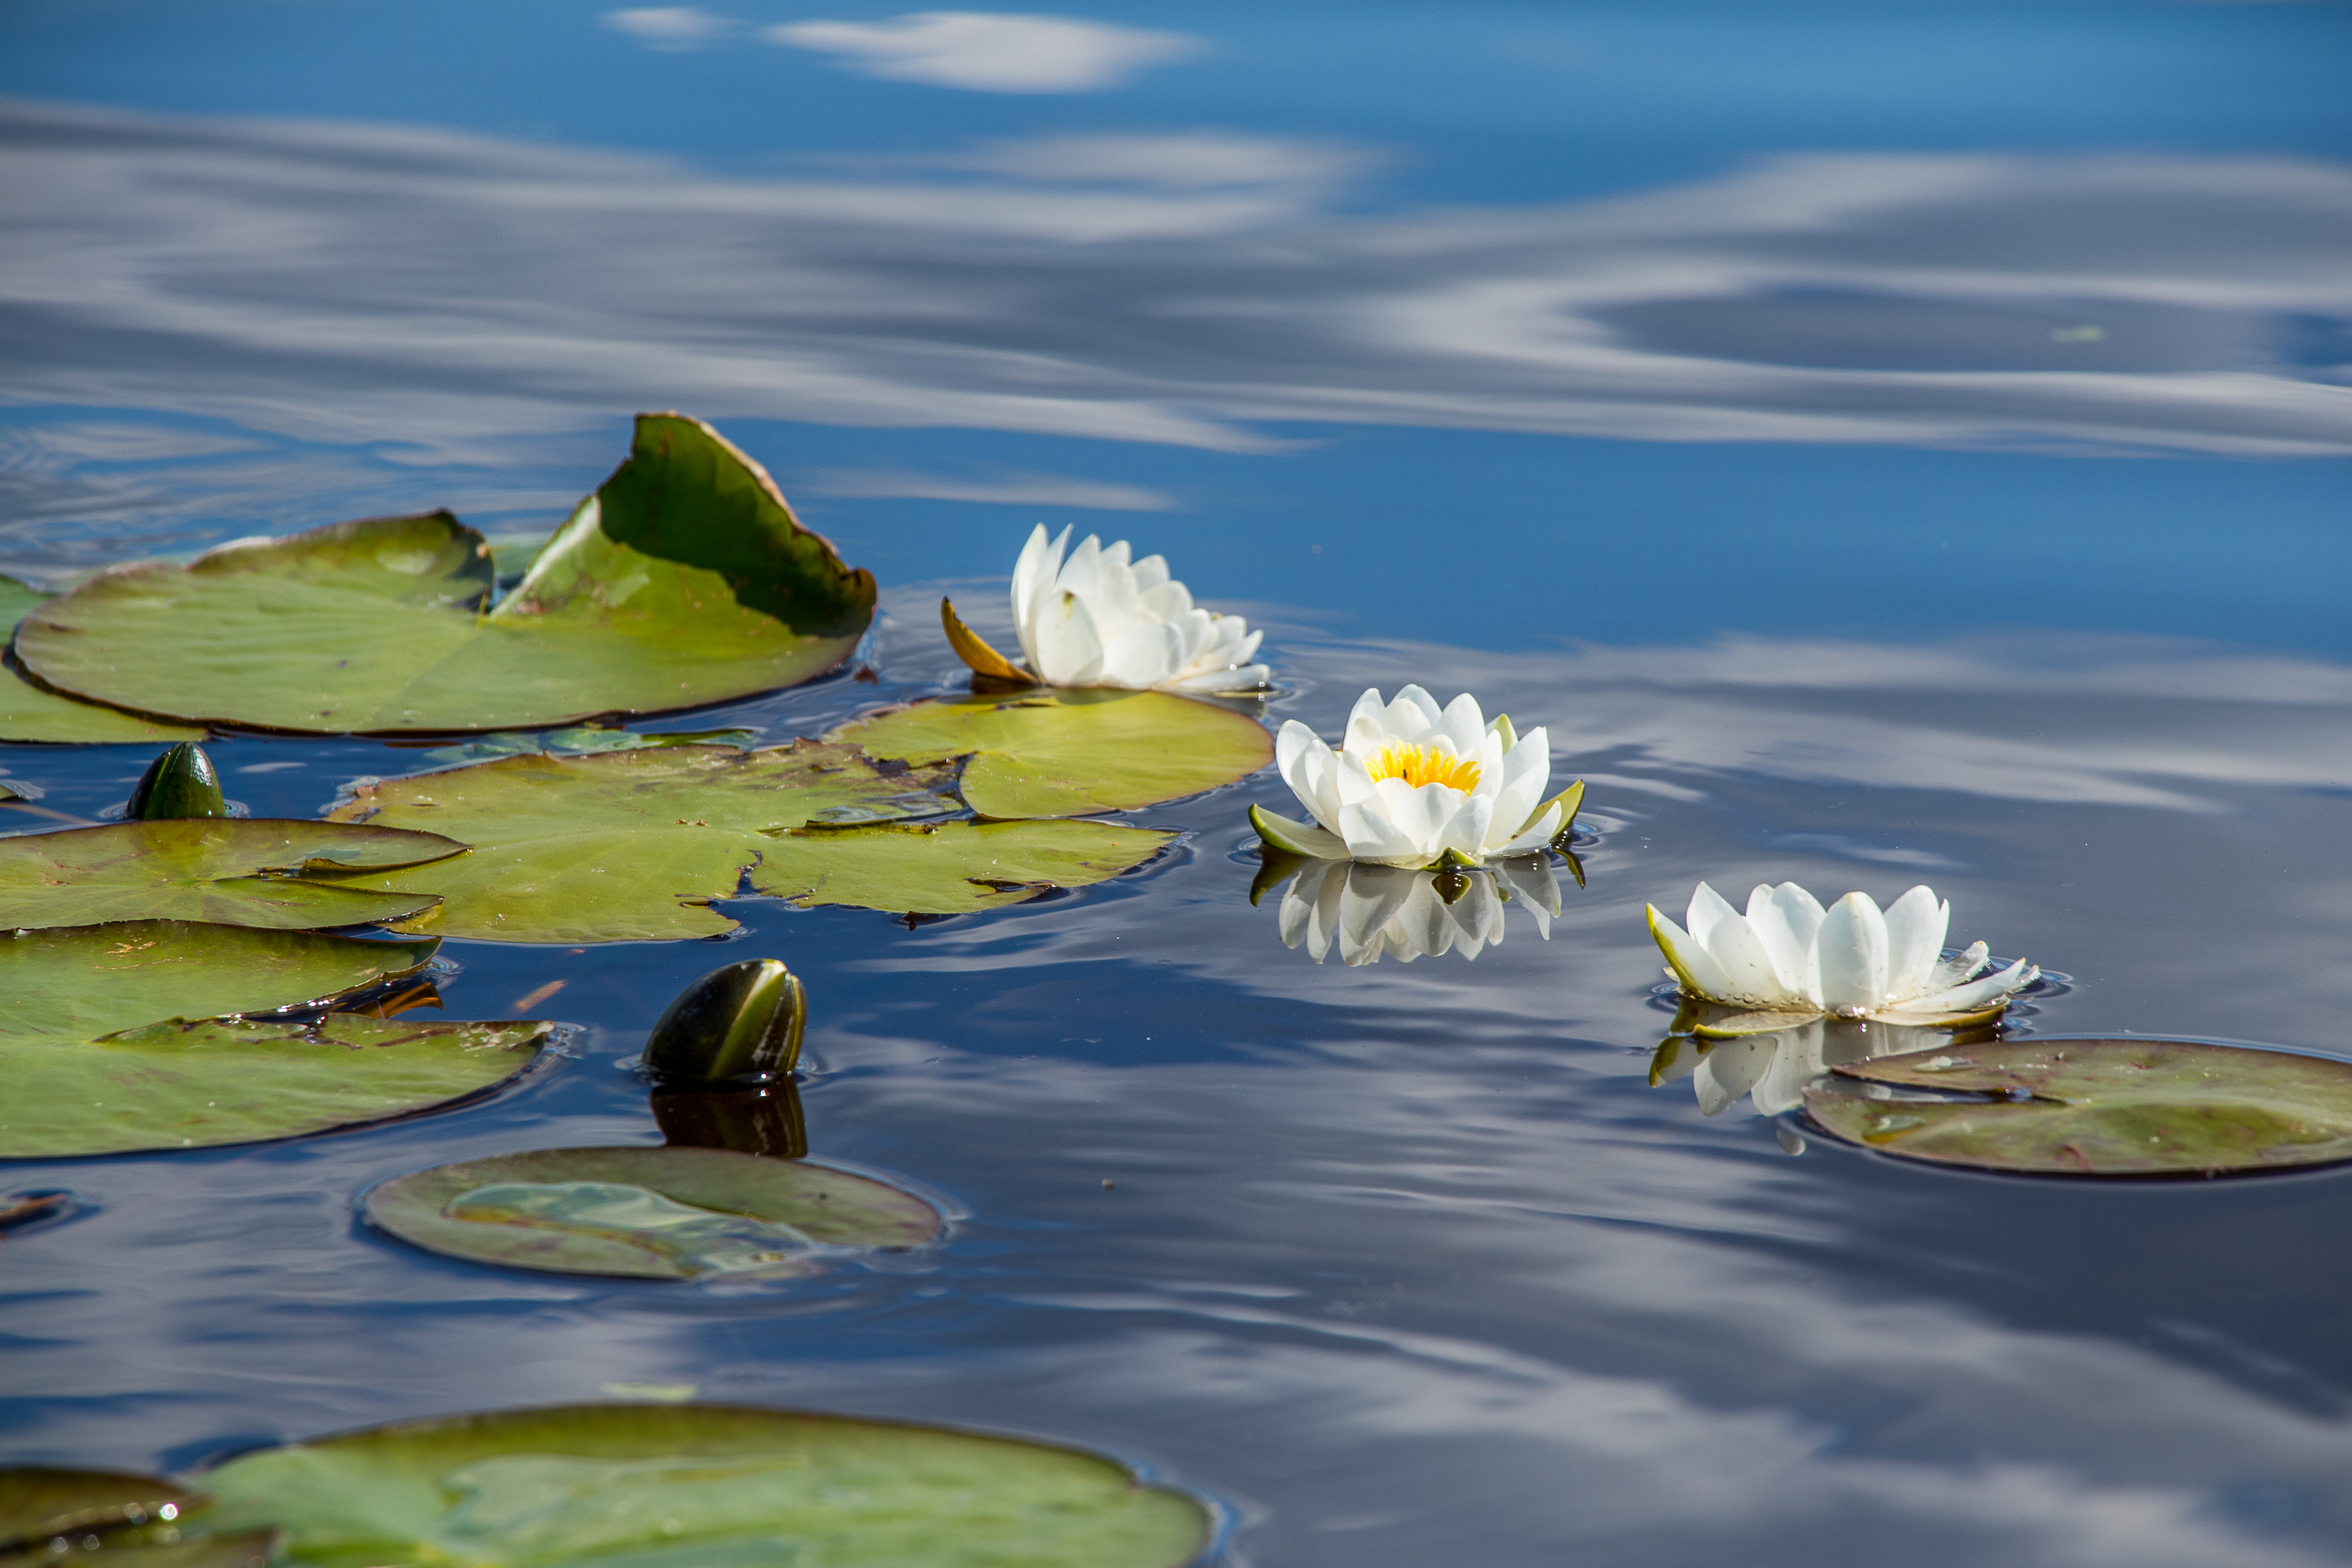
[3,2,2352,1564]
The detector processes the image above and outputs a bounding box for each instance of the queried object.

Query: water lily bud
[125,742,226,820]
[651,1081,808,1160]
[639,959,805,1083]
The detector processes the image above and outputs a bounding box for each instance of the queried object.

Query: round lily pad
[0,819,462,931]
[2,1011,550,1161]
[1806,1036,2352,1176]
[15,415,876,734]
[365,1146,941,1280]
[182,1403,1210,1568]
[320,742,1169,939]
[834,688,1273,819]
[0,576,208,746]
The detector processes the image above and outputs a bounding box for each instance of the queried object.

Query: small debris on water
[1101,1178,1115,1190]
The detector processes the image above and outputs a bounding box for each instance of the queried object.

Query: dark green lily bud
[651,1081,808,1160]
[125,742,226,821]
[639,958,805,1083]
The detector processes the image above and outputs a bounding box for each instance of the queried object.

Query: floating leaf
[0,819,462,931]
[415,725,758,765]
[0,1526,274,1567]
[321,742,1165,937]
[834,688,1271,819]
[1806,1037,2352,1176]
[755,818,1169,915]
[15,415,876,734]
[0,575,206,747]
[0,1469,195,1549]
[184,1403,1209,1568]
[365,1146,939,1279]
[1,920,436,1042]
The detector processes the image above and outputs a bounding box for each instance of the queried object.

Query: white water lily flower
[1646,880,2038,1030]
[1277,858,1561,967]
[1251,686,1583,870]
[940,524,1269,692]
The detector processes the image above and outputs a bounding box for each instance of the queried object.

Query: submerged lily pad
[1806,1037,2352,1176]
[366,1145,939,1279]
[184,1403,1209,1567]
[0,819,463,930]
[834,688,1272,819]
[321,742,1168,939]
[0,575,206,746]
[15,415,876,734]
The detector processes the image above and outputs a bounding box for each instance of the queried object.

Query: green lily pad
[0,575,206,746]
[320,742,1168,939]
[2,1011,549,1161]
[754,818,1171,915]
[366,1145,940,1279]
[183,1403,1210,1567]
[0,1469,196,1549]
[415,725,759,765]
[1,919,436,1041]
[1806,1037,2352,1176]
[0,819,463,931]
[834,688,1272,819]
[15,415,876,734]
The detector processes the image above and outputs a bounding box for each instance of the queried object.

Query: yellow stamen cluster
[1366,741,1481,793]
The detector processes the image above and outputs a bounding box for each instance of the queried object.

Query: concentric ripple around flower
[1250,685,1583,870]
[1646,880,2039,1032]
[939,524,1269,692]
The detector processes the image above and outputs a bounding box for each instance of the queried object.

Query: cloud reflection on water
[3,97,2346,465]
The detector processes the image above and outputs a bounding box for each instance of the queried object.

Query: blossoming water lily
[941,524,1269,692]
[1646,881,2038,1033]
[1250,686,1583,870]
[1274,858,1561,967]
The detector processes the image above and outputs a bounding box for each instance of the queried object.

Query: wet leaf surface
[15,416,876,734]
[1,1012,550,1161]
[834,688,1271,819]
[365,1145,940,1279]
[320,741,961,941]
[1806,1036,2352,1175]
[0,819,463,930]
[185,1403,1210,1567]
[0,1529,275,1566]
[0,1468,195,1549]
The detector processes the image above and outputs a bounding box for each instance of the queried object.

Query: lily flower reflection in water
[1652,1014,1999,1119]
[1648,881,2038,1033]
[1268,856,1563,967]
[444,1181,819,1279]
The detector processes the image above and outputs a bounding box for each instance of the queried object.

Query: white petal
[1649,905,1737,1000]
[1165,663,1270,694]
[1489,801,1561,858]
[1276,721,1344,833]
[1391,684,1444,730]
[1338,799,1427,868]
[1814,892,1890,1013]
[1929,941,1992,989]
[1901,957,2037,1016]
[1436,692,1486,756]
[1010,523,1068,670]
[1881,885,1949,1000]
[1687,883,1792,1006]
[1030,588,1105,686]
[1749,882,1826,1002]
[1097,620,1182,688]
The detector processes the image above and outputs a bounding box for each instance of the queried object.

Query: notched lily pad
[321,741,1168,937]
[1806,1036,2352,1176]
[181,1403,1210,1568]
[366,1146,940,1280]
[834,688,1272,819]
[3,1012,550,1161]
[0,819,463,930]
[15,414,876,734]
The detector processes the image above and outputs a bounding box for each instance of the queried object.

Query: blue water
[4,2,2352,1563]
